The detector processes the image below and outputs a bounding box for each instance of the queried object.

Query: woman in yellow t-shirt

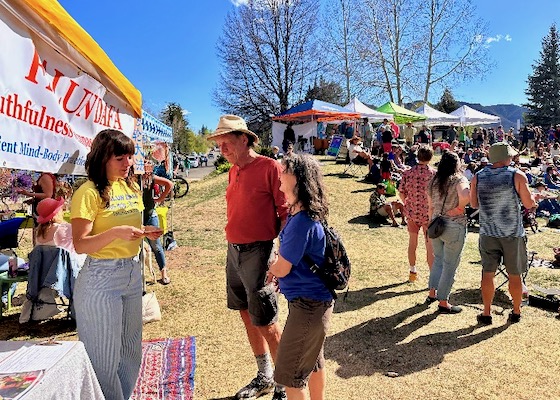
[71,129,162,400]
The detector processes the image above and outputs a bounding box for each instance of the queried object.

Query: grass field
[2,156,560,400]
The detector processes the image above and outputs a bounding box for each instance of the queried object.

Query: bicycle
[172,174,189,198]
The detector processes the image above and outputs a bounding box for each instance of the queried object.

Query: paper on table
[0,342,77,373]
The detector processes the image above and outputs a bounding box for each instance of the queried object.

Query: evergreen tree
[304,77,345,105]
[435,88,459,114]
[525,24,560,127]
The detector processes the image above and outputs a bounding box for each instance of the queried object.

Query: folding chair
[495,250,537,290]
[343,158,368,177]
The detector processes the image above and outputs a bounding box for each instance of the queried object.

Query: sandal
[160,276,171,285]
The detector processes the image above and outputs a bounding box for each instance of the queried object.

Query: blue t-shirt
[278,212,332,302]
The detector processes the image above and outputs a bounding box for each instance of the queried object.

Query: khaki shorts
[479,235,528,275]
[275,297,334,388]
[226,241,278,326]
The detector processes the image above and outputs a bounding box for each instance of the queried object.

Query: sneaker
[508,312,521,324]
[408,271,418,282]
[272,387,287,400]
[476,313,493,325]
[438,305,462,314]
[235,374,274,399]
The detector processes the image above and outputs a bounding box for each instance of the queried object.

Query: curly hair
[85,129,136,207]
[433,151,460,196]
[281,154,329,221]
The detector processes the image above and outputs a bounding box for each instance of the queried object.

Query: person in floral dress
[399,145,436,282]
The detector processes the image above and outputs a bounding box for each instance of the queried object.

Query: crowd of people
[8,114,560,400]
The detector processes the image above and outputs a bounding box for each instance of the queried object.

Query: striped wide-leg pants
[74,256,143,400]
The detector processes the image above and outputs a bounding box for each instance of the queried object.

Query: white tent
[344,98,393,122]
[415,103,461,125]
[450,105,501,126]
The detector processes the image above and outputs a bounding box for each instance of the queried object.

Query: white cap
[480,157,489,163]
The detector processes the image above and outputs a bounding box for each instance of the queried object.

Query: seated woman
[533,181,560,215]
[348,136,373,166]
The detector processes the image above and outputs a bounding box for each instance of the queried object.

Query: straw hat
[36,197,65,224]
[207,115,259,144]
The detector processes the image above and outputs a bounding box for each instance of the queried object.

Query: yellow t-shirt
[70,179,144,259]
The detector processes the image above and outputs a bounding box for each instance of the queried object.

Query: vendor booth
[0,0,143,322]
[415,103,461,125]
[344,98,393,122]
[450,105,501,126]
[272,99,361,154]
[376,102,427,124]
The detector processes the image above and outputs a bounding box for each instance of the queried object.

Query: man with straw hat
[470,142,536,325]
[208,115,288,400]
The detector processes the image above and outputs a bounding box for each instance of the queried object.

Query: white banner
[141,111,172,143]
[0,9,135,175]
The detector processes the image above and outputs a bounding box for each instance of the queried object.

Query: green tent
[376,102,427,124]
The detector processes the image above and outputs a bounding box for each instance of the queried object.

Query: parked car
[208,153,215,160]
[187,155,199,168]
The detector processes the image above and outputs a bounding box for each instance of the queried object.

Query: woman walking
[269,154,334,400]
[71,129,162,400]
[427,151,470,313]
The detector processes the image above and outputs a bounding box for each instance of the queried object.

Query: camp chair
[495,250,537,291]
[0,217,26,316]
[343,157,368,177]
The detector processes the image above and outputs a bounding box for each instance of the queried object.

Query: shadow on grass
[325,301,510,378]
[324,172,358,180]
[335,282,426,313]
[351,186,375,193]
[348,214,391,229]
[0,312,77,341]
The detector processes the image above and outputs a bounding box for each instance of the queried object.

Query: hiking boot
[271,387,287,400]
[235,374,274,399]
[476,313,493,325]
[508,312,521,324]
[408,271,418,282]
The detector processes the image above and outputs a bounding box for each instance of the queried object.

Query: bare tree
[419,0,490,102]
[358,0,423,105]
[214,0,320,131]
[356,0,489,105]
[321,0,365,104]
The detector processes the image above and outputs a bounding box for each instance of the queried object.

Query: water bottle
[8,256,17,278]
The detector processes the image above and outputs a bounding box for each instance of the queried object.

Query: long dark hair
[281,154,329,221]
[85,129,136,207]
[433,151,460,196]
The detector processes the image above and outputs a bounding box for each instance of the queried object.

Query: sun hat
[207,115,259,144]
[36,197,65,224]
[488,142,517,163]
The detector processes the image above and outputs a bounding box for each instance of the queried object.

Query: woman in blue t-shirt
[268,154,333,400]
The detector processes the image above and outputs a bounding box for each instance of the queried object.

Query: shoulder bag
[427,182,449,239]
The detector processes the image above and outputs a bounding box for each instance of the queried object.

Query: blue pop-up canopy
[273,100,361,122]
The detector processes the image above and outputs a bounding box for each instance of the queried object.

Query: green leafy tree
[525,24,560,127]
[160,102,189,153]
[304,77,344,105]
[435,88,459,114]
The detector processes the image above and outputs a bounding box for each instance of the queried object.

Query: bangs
[112,135,135,156]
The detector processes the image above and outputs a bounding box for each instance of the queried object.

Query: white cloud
[182,109,191,116]
[230,0,249,6]
[485,34,512,44]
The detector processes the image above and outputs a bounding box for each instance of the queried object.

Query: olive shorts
[479,235,528,275]
[275,297,334,388]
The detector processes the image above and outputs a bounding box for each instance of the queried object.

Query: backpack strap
[303,254,337,300]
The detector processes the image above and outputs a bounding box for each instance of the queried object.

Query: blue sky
[58,0,559,133]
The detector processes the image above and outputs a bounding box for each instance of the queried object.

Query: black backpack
[304,221,351,299]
